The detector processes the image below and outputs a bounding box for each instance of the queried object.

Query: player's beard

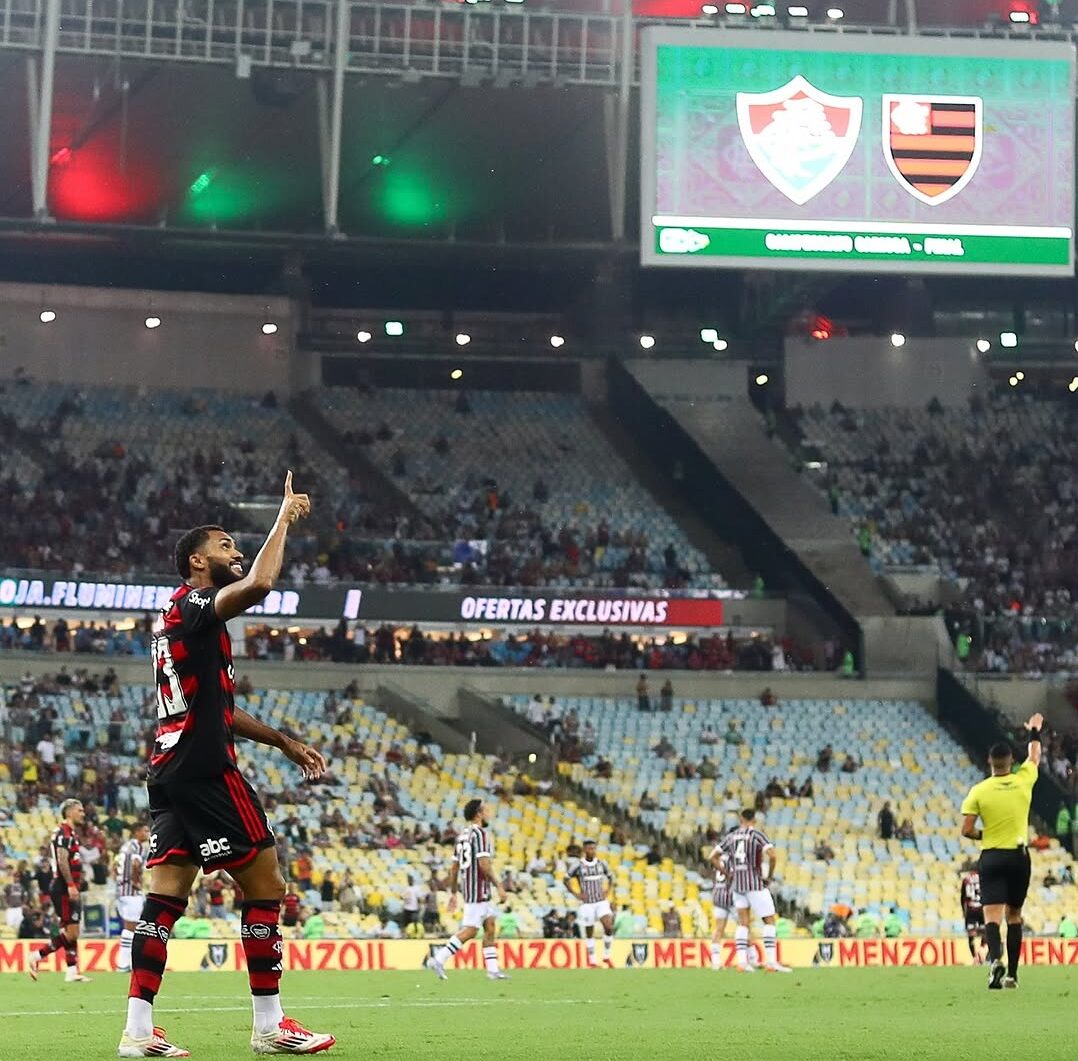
[208,558,244,588]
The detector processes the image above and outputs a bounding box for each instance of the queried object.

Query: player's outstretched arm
[1025,712,1044,767]
[215,470,310,622]
[232,707,327,782]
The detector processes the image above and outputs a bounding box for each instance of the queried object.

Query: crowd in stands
[0,379,735,595]
[794,395,1078,673]
[0,614,816,674]
[1,670,706,941]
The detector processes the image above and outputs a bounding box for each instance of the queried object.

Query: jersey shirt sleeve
[179,588,222,635]
[960,784,980,817]
[1016,758,1039,789]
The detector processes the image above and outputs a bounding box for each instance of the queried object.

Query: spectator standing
[401,876,423,932]
[636,675,651,713]
[878,802,896,841]
[659,680,674,714]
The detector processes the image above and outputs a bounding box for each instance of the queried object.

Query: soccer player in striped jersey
[115,822,151,973]
[29,798,91,983]
[429,799,508,981]
[708,841,734,970]
[564,840,615,968]
[719,809,790,974]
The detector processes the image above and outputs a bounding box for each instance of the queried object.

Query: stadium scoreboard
[640,30,1076,276]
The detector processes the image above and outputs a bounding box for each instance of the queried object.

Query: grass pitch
[5,967,1072,1060]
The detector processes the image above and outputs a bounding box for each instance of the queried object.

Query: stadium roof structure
[0,0,1074,246]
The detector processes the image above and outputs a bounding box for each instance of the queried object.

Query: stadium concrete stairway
[614,360,952,674]
[503,693,1078,938]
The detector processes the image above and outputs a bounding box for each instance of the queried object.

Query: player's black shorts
[147,768,274,872]
[964,907,984,933]
[49,881,82,927]
[978,848,1031,909]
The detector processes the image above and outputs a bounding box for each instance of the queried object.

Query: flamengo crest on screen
[883,95,983,207]
[736,77,983,207]
[736,75,863,206]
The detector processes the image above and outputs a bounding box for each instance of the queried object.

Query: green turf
[4,968,1073,1060]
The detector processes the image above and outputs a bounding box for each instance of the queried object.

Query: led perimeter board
[640,29,1075,275]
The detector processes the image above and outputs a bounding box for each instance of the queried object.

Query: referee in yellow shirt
[960,712,1042,990]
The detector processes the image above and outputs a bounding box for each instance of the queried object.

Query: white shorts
[578,900,613,928]
[5,906,22,929]
[461,901,498,929]
[115,895,144,923]
[732,889,776,920]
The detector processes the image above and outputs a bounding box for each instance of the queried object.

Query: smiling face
[189,530,246,588]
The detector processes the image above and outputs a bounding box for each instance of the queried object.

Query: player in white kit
[429,799,508,981]
[564,840,615,968]
[115,822,150,973]
[719,809,790,973]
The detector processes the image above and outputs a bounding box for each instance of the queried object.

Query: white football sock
[119,928,134,969]
[735,925,750,967]
[252,993,285,1036]
[125,998,154,1040]
[585,937,596,963]
[483,946,500,974]
[763,925,777,965]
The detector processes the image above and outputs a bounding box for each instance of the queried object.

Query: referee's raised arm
[959,713,1042,991]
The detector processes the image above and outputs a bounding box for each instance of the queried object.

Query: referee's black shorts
[978,848,1031,909]
[146,768,274,872]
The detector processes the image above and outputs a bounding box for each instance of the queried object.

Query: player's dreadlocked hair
[174,525,226,578]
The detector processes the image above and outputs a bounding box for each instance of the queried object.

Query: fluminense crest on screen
[736,75,863,205]
[883,95,983,206]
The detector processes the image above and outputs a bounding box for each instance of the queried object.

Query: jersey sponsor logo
[243,923,272,940]
[199,836,232,860]
[188,592,212,608]
[135,920,171,943]
[737,75,863,206]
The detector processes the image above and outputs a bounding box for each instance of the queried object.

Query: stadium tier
[794,396,1078,670]
[1,679,702,940]
[0,379,726,592]
[314,387,723,590]
[505,693,1078,937]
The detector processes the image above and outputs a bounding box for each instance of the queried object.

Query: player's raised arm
[1025,712,1043,767]
[213,471,310,621]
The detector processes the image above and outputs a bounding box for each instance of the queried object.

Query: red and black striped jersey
[454,824,492,904]
[49,822,83,888]
[148,584,237,782]
[960,871,982,911]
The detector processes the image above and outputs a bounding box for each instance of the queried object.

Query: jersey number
[455,837,473,870]
[734,839,747,865]
[152,638,189,719]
